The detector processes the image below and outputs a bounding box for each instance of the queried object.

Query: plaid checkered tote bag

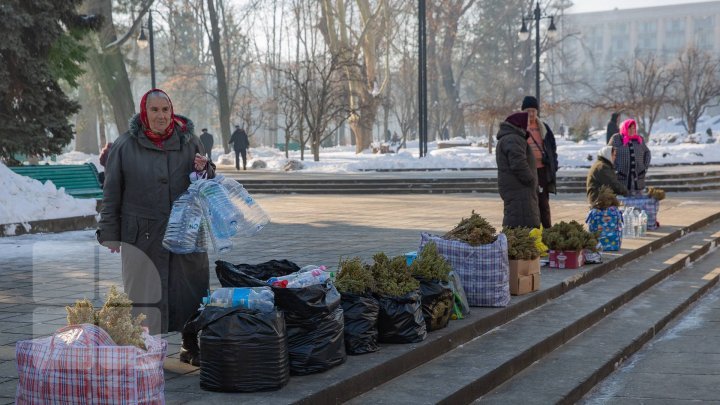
[419,233,510,307]
[15,324,167,404]
[618,195,660,230]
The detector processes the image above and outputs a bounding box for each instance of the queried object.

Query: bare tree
[670,47,720,134]
[319,0,391,153]
[79,0,150,135]
[600,53,675,139]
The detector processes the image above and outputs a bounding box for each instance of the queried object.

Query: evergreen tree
[0,0,101,165]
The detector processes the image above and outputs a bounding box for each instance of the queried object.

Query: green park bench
[275,141,301,152]
[9,163,103,199]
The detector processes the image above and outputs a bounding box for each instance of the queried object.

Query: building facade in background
[560,1,720,89]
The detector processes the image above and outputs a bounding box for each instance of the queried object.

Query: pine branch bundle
[443,210,497,245]
[503,227,542,260]
[336,257,376,295]
[593,185,620,209]
[371,252,419,297]
[409,242,452,282]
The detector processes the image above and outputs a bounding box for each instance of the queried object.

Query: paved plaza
[0,191,719,403]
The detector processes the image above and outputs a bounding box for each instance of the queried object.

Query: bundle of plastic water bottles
[162,173,270,254]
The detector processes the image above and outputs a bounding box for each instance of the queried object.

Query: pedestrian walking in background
[606,112,621,144]
[96,88,215,334]
[199,128,214,162]
[608,119,651,194]
[496,112,541,229]
[229,124,250,170]
[521,96,558,229]
[586,145,629,204]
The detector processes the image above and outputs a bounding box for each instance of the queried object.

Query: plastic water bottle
[268,269,330,288]
[163,187,205,253]
[639,210,648,237]
[202,287,274,312]
[197,178,241,239]
[217,176,270,236]
[623,207,636,238]
[632,209,642,238]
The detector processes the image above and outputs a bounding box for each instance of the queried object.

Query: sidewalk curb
[0,215,97,237]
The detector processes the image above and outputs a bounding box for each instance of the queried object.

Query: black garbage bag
[216,260,293,287]
[216,261,346,375]
[340,292,379,355]
[181,306,289,392]
[417,278,454,332]
[377,290,427,344]
[229,259,300,280]
[274,282,346,375]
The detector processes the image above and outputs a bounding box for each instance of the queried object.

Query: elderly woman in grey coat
[496,112,541,229]
[97,89,215,334]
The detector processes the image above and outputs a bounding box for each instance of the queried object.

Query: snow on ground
[0,162,97,227]
[47,115,720,174]
[4,115,720,224]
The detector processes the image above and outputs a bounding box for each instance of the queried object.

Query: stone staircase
[217,168,720,194]
[164,212,720,404]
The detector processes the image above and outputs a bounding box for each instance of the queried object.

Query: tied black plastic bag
[417,278,454,332]
[216,260,299,287]
[274,283,346,375]
[216,260,346,375]
[340,292,379,355]
[377,290,427,344]
[181,306,289,392]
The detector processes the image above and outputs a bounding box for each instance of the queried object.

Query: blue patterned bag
[419,233,510,307]
[586,206,623,251]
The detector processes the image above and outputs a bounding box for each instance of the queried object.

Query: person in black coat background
[199,128,214,161]
[606,112,620,144]
[229,125,250,170]
[521,96,558,229]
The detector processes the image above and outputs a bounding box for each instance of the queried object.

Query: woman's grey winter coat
[97,114,215,334]
[496,122,541,228]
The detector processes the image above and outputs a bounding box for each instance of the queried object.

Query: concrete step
[346,219,720,404]
[161,213,720,404]
[478,243,720,404]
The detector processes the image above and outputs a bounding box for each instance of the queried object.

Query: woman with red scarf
[97,89,215,334]
[608,119,651,194]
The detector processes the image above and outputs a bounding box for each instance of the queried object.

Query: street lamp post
[418,0,428,158]
[519,1,557,113]
[136,10,156,88]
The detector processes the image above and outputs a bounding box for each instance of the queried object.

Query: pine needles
[443,210,497,245]
[335,257,376,295]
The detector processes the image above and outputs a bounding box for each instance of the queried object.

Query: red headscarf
[620,119,643,145]
[139,89,187,148]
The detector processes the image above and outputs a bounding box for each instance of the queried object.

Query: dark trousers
[201,143,213,162]
[537,166,551,229]
[234,149,247,170]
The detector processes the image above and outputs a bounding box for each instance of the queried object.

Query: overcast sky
[568,0,715,13]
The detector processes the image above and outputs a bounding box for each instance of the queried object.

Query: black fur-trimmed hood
[127,113,195,144]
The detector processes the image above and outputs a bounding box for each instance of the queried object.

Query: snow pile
[0,162,97,225]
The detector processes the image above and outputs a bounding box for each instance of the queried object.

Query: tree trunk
[75,81,99,153]
[80,0,135,136]
[207,0,232,153]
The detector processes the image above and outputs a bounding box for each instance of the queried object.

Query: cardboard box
[548,250,584,269]
[510,273,541,295]
[509,258,541,279]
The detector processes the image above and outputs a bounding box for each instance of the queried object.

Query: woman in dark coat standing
[608,118,651,194]
[97,89,215,334]
[496,112,541,228]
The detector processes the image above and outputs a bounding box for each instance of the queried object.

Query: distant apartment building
[560,1,720,88]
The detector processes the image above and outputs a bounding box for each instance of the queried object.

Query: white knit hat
[599,145,613,161]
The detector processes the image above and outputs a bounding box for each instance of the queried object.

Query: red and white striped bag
[15,324,166,404]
